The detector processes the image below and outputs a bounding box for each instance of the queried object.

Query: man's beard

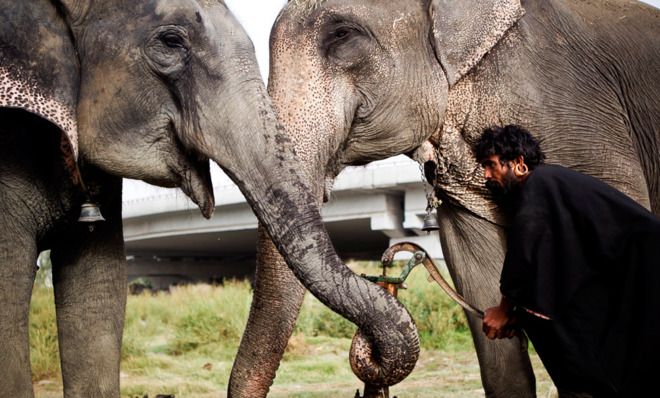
[486,169,522,213]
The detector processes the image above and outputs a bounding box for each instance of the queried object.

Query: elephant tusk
[381,242,484,319]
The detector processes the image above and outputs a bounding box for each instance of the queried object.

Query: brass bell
[421,211,440,233]
[78,202,106,223]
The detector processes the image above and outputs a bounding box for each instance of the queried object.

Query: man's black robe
[500,164,660,396]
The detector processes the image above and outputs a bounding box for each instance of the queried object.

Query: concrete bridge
[122,156,444,289]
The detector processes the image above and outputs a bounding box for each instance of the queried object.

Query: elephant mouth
[173,135,215,219]
[322,159,344,203]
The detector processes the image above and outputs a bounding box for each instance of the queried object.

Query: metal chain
[418,162,432,206]
[419,152,440,212]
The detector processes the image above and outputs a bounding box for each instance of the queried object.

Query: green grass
[29,286,61,381]
[29,259,553,397]
[291,261,472,350]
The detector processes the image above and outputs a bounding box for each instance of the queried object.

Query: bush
[398,264,472,350]
[29,260,472,384]
[294,260,472,350]
[168,282,251,356]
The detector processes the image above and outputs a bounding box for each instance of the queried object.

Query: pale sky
[224,0,286,80]
[224,0,659,82]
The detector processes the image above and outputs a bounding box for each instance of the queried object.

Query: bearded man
[473,125,660,397]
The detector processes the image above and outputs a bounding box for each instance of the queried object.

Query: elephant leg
[51,177,126,398]
[229,224,306,398]
[438,204,536,398]
[0,217,37,398]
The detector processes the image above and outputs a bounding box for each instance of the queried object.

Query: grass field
[29,260,554,397]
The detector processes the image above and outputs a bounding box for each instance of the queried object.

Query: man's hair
[473,125,546,169]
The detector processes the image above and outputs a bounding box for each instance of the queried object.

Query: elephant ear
[0,1,80,178]
[429,0,524,87]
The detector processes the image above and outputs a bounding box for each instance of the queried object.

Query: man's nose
[484,169,493,179]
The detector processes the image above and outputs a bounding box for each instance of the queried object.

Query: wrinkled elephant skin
[1,0,399,397]
[229,0,660,397]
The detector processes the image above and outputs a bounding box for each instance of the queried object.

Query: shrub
[29,259,472,385]
[295,260,471,350]
[168,282,251,356]
[398,265,471,350]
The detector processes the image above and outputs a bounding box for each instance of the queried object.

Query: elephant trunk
[228,31,421,394]
[196,73,419,394]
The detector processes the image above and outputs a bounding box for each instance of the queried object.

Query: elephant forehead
[283,0,426,50]
[147,0,225,26]
[289,0,327,12]
[287,0,420,20]
[198,0,226,7]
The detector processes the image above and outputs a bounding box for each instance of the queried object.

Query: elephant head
[268,0,523,198]
[1,1,328,268]
[2,1,422,394]
[229,0,527,396]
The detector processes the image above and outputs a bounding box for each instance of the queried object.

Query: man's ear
[512,155,529,176]
[428,0,524,87]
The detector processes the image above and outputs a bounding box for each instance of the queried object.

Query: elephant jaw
[322,175,336,203]
[178,152,215,219]
[321,157,347,203]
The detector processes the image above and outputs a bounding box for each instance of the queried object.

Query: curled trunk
[193,73,420,396]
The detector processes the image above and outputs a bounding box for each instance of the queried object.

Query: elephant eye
[323,24,360,48]
[322,21,371,65]
[145,26,191,80]
[160,32,187,49]
[333,27,351,40]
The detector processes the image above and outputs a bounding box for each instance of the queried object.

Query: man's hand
[483,297,518,339]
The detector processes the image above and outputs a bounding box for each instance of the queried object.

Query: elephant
[228,0,659,397]
[0,0,420,397]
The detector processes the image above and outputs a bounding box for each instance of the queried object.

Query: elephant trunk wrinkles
[227,30,422,393]
[350,329,409,387]
[201,80,419,394]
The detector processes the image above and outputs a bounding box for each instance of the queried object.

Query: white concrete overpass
[122,156,443,288]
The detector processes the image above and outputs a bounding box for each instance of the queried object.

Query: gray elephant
[0,0,420,397]
[229,0,659,396]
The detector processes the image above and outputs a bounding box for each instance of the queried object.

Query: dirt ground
[266,351,555,398]
[33,351,555,398]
